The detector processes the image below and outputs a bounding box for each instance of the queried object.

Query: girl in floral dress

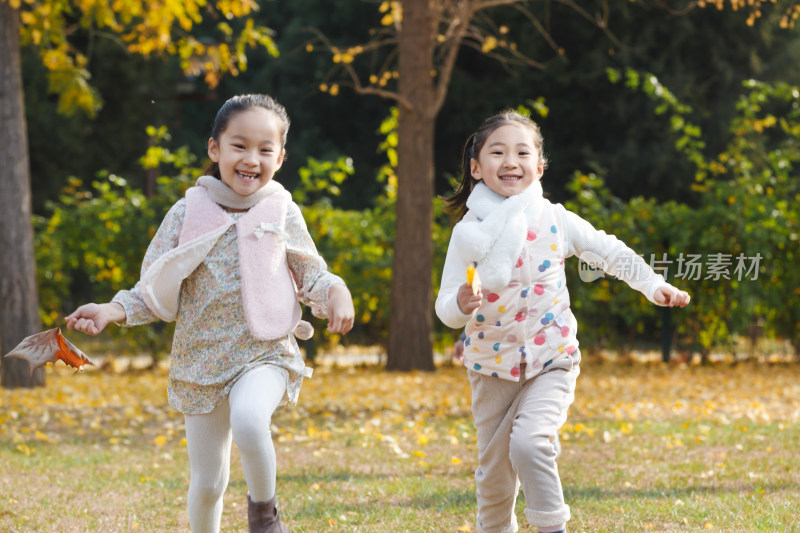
[67,94,354,533]
[436,110,690,533]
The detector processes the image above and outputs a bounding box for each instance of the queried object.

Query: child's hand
[327,284,355,334]
[457,282,482,315]
[654,285,691,308]
[66,302,126,336]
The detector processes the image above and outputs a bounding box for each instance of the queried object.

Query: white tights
[184,365,287,533]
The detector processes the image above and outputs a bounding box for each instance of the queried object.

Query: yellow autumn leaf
[482,35,498,53]
[15,444,34,456]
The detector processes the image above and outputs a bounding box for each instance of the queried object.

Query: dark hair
[203,94,291,179]
[443,110,548,219]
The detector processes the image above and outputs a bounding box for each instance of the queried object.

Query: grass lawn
[1,359,799,532]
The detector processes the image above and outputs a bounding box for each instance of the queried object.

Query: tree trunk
[0,2,45,388]
[386,0,436,371]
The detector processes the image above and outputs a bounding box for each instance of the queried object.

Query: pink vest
[141,186,301,341]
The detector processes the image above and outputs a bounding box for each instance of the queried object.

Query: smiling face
[470,123,544,198]
[207,107,286,196]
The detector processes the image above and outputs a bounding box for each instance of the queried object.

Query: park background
[1,0,800,531]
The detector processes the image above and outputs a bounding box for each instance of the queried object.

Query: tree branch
[472,0,527,10]
[459,38,547,70]
[340,61,413,111]
[433,3,473,113]
[506,4,560,54]
[553,0,624,49]
[302,25,412,110]
[653,0,699,16]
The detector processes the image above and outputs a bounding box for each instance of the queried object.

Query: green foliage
[567,73,800,358]
[34,127,200,357]
[33,79,799,358]
[290,115,396,346]
[292,156,355,205]
[294,108,455,348]
[564,170,665,350]
[297,195,394,345]
[718,80,800,353]
[607,67,708,174]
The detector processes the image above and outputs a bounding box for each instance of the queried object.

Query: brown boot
[247,494,289,533]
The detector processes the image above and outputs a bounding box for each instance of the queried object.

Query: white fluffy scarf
[451,181,545,291]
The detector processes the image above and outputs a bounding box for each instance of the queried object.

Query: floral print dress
[113,198,343,415]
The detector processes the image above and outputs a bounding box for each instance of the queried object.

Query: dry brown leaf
[4,328,94,374]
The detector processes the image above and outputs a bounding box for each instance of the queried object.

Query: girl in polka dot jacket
[435,111,690,533]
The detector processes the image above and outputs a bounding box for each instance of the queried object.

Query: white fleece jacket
[436,186,670,331]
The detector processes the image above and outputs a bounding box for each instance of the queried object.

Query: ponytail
[204,161,221,180]
[442,133,478,219]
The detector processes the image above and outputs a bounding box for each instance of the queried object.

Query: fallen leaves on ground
[3,359,800,532]
[2,361,799,458]
[0,368,182,454]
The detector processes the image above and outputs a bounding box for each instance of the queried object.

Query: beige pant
[469,353,580,533]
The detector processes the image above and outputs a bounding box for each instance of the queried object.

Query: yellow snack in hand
[466,263,481,295]
[466,263,475,285]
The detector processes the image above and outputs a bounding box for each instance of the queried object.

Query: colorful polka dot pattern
[462,205,578,382]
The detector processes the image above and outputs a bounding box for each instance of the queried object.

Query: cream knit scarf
[196,175,284,209]
[451,181,544,291]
